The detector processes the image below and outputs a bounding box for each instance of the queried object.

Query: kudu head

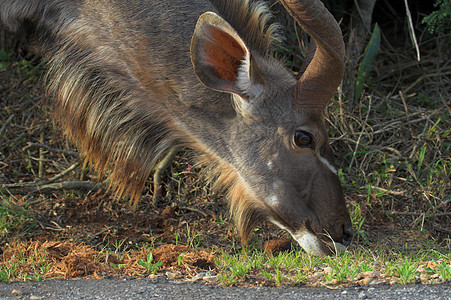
[190,0,352,255]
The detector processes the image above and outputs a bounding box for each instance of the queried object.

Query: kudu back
[1,0,352,255]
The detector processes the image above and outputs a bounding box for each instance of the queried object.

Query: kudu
[1,0,352,255]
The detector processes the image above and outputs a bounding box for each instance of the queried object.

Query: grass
[395,257,418,284]
[0,262,17,282]
[0,193,37,238]
[184,223,203,248]
[0,244,48,282]
[349,203,370,246]
[437,260,451,280]
[213,246,450,286]
[137,252,163,274]
[0,189,449,285]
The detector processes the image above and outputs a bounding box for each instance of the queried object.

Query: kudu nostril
[343,225,353,246]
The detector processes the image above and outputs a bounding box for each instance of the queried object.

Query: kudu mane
[45,26,175,204]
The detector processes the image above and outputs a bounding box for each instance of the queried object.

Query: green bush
[423,0,451,34]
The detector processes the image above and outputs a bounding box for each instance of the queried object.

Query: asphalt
[1,277,450,299]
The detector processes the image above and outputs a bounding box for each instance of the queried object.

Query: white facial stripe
[267,161,273,169]
[318,156,338,175]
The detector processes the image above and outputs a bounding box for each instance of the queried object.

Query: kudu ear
[190,12,262,98]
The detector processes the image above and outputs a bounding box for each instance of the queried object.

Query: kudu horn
[280,0,345,109]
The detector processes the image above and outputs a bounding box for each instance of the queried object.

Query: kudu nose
[342,225,353,247]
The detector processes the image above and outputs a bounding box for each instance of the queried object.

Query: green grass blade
[354,24,381,101]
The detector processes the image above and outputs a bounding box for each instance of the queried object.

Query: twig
[36,220,67,231]
[180,206,209,218]
[403,0,420,61]
[24,142,78,156]
[3,162,81,188]
[44,162,81,184]
[402,72,451,95]
[386,211,451,217]
[376,57,440,83]
[50,221,66,231]
[3,180,101,195]
[398,91,409,119]
[38,131,45,178]
[439,92,451,115]
[432,223,451,234]
[398,91,414,137]
[371,110,440,135]
[0,114,14,138]
[368,186,404,196]
[93,226,115,237]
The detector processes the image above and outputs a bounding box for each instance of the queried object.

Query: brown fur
[195,151,266,242]
[45,29,177,203]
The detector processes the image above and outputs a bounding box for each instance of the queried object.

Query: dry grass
[326,28,450,247]
[1,240,215,281]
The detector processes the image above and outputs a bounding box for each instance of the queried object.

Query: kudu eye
[294,131,313,148]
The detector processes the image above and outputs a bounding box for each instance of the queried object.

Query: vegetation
[1,239,449,285]
[423,0,451,34]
